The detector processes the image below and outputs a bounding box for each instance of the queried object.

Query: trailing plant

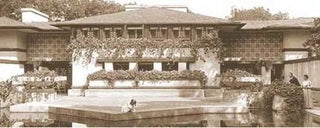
[67,31,225,64]
[0,81,26,108]
[17,67,58,90]
[88,70,208,86]
[303,18,320,57]
[262,80,304,113]
[220,69,262,91]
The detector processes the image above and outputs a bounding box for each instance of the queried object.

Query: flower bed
[87,70,207,88]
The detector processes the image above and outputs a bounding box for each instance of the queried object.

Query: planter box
[89,80,201,89]
[138,80,201,89]
[89,80,135,89]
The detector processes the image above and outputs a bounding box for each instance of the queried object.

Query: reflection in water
[3,108,320,127]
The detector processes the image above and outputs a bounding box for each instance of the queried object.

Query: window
[173,30,179,39]
[161,29,168,39]
[196,29,202,39]
[162,62,178,71]
[150,29,157,38]
[113,62,129,70]
[128,30,143,39]
[92,29,100,39]
[115,29,122,37]
[105,30,111,38]
[138,62,153,71]
[82,30,88,37]
[184,30,191,39]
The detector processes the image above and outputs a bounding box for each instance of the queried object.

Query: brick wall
[27,33,70,61]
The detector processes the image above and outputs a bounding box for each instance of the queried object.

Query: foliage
[88,70,208,86]
[0,81,16,103]
[262,80,304,113]
[229,7,289,21]
[17,67,60,90]
[67,31,225,64]
[303,18,320,57]
[0,0,124,21]
[220,69,262,91]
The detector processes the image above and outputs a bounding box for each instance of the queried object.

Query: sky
[111,0,319,19]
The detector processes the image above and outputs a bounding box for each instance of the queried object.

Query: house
[0,7,315,96]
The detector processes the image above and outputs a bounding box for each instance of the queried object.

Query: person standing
[302,75,313,109]
[288,72,301,86]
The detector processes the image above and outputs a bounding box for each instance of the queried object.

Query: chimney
[21,8,49,23]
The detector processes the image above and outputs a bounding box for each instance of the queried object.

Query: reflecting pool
[1,109,319,127]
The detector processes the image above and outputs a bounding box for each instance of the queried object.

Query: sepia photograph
[0,0,319,127]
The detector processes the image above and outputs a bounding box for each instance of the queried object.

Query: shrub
[262,80,304,113]
[88,70,208,86]
[221,69,262,91]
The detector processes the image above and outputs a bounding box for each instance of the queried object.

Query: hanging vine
[66,30,225,64]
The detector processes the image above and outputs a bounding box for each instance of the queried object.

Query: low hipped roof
[240,18,314,30]
[0,16,62,31]
[55,7,241,25]
[0,17,35,29]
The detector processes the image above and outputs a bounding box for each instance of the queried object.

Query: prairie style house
[0,7,315,95]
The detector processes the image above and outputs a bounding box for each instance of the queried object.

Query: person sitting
[121,99,137,113]
[288,72,301,86]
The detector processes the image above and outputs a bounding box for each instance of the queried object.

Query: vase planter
[272,95,287,111]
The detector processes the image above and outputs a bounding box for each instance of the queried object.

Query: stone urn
[272,95,287,111]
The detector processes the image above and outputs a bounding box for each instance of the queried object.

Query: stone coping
[49,105,248,121]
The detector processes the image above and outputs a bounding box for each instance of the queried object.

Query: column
[261,66,272,85]
[178,62,187,71]
[153,62,162,71]
[104,63,113,71]
[129,62,137,70]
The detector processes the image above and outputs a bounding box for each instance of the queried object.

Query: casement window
[196,28,203,39]
[162,62,178,71]
[184,28,191,40]
[104,28,111,38]
[114,28,123,38]
[173,29,180,39]
[113,62,129,70]
[82,28,89,37]
[150,29,157,38]
[92,28,100,39]
[138,62,153,71]
[161,28,168,39]
[128,29,142,39]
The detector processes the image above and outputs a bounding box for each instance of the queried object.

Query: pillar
[178,62,187,71]
[104,63,113,71]
[129,62,137,70]
[153,62,162,71]
[261,66,272,85]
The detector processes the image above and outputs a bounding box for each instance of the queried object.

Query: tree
[0,0,124,21]
[229,7,289,21]
[303,18,320,57]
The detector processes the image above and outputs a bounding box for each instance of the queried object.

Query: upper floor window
[184,28,191,40]
[104,28,111,38]
[173,29,180,39]
[138,62,153,71]
[115,28,123,38]
[92,28,100,39]
[113,62,129,70]
[196,29,202,39]
[162,62,178,71]
[128,29,142,39]
[82,28,88,37]
[161,29,168,39]
[150,29,157,38]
